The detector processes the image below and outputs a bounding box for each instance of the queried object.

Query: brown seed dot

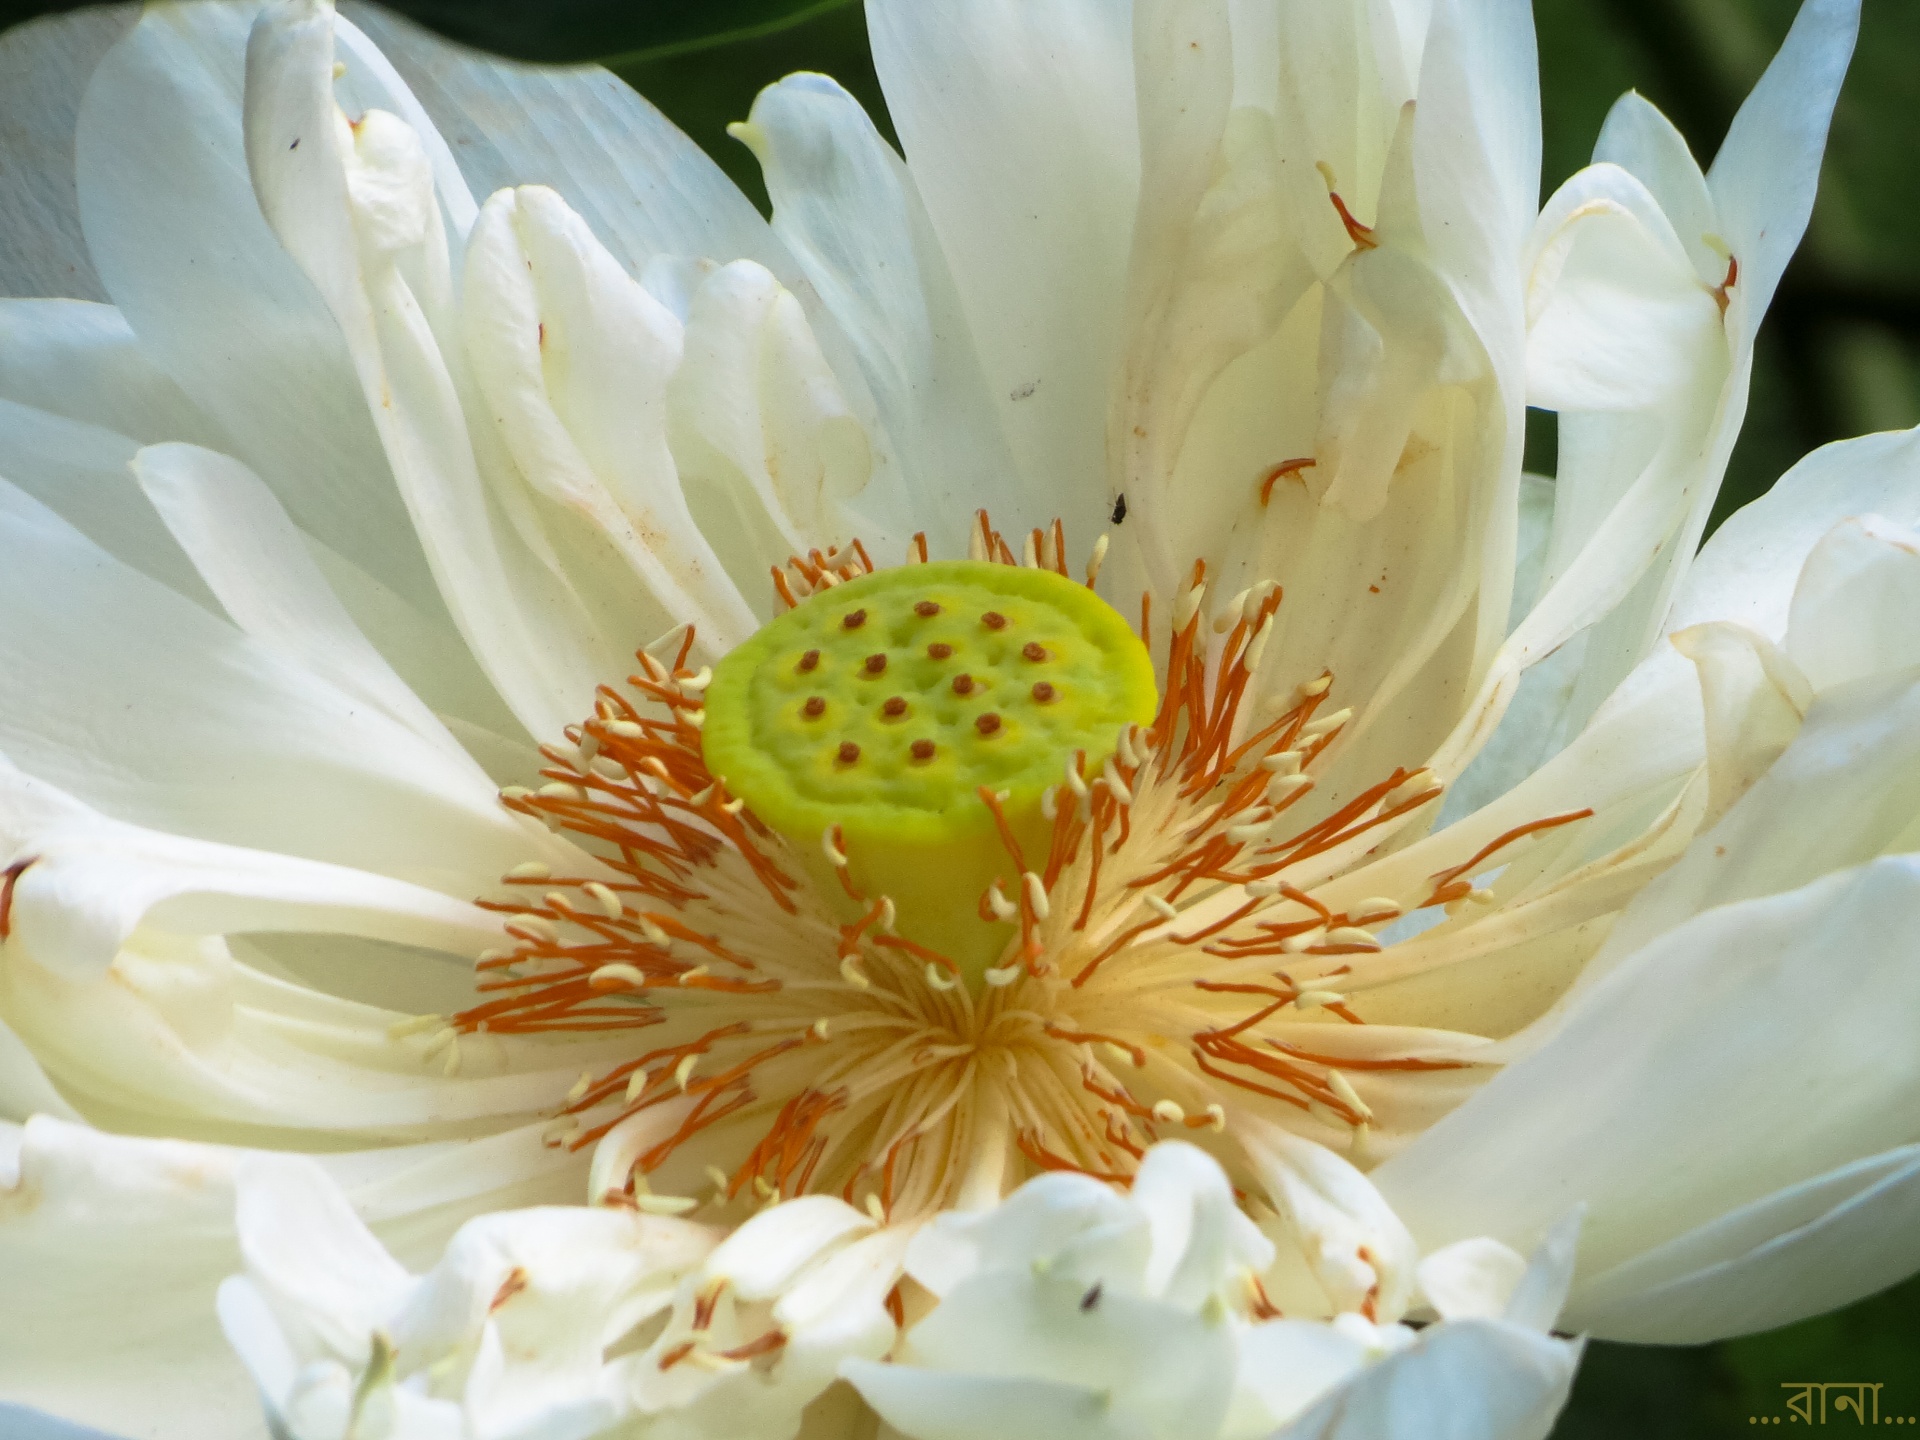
[864,653,888,675]
[928,642,953,660]
[882,696,908,718]
[1032,681,1057,704]
[914,601,941,618]
[802,696,826,719]
[797,649,820,673]
[910,739,936,762]
[952,674,975,696]
[982,611,1008,631]
[837,741,861,764]
[1022,641,1048,662]
[842,609,868,630]
[975,712,1003,736]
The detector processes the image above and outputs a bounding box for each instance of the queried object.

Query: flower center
[700,560,1157,984]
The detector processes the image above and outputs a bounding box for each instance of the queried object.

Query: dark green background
[3,0,1917,1430]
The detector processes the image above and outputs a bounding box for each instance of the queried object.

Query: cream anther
[1347,897,1402,925]
[625,1069,650,1103]
[607,719,645,739]
[1300,708,1352,739]
[1085,533,1110,586]
[1173,582,1206,631]
[1023,872,1051,922]
[1280,928,1325,954]
[508,914,559,943]
[984,964,1022,987]
[822,828,850,868]
[1101,757,1134,806]
[678,667,714,693]
[674,1053,698,1090]
[1261,750,1304,775]
[507,861,550,881]
[1294,989,1345,1009]
[592,963,647,989]
[1320,927,1381,951]
[1297,675,1333,701]
[637,1194,700,1216]
[1266,773,1313,806]
[1328,1068,1373,1121]
[387,1013,442,1039]
[985,880,1018,922]
[1243,615,1275,675]
[566,1071,593,1102]
[839,954,871,989]
[1145,895,1180,921]
[926,963,960,992]
[584,881,624,919]
[1151,1100,1186,1124]
[538,782,584,801]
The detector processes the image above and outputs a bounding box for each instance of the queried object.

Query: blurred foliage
[1,0,1915,1435]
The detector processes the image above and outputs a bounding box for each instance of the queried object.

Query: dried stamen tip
[975,713,1003,736]
[1022,642,1048,662]
[910,739,936,762]
[803,697,826,719]
[1032,682,1057,703]
[842,609,867,630]
[837,742,861,764]
[797,650,820,673]
[882,697,909,718]
[928,642,953,660]
[982,611,1008,630]
[864,654,888,675]
[952,674,976,696]
[914,601,941,617]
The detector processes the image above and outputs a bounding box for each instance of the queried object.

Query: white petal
[133,440,456,746]
[845,1363,1130,1440]
[0,1117,256,1440]
[1240,1117,1418,1322]
[740,73,1023,553]
[1706,0,1860,328]
[868,0,1139,537]
[1130,1140,1274,1307]
[0,298,225,447]
[0,396,216,608]
[1591,92,1719,286]
[1570,1143,1920,1341]
[1524,166,1725,412]
[245,0,624,740]
[1668,621,1808,828]
[1670,425,1920,640]
[703,1194,873,1300]
[1416,1237,1527,1321]
[0,478,557,891]
[338,2,792,284]
[668,259,872,592]
[1782,514,1920,692]
[1273,1318,1578,1440]
[0,5,130,300]
[1377,856,1920,1286]
[903,1171,1145,1298]
[459,185,756,654]
[882,1268,1238,1439]
[75,4,440,620]
[0,755,497,980]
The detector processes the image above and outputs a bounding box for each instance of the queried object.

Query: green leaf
[0,0,854,64]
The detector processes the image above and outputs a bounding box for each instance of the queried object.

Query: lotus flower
[0,0,1890,1436]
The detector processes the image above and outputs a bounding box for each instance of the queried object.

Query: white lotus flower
[0,0,1891,1435]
